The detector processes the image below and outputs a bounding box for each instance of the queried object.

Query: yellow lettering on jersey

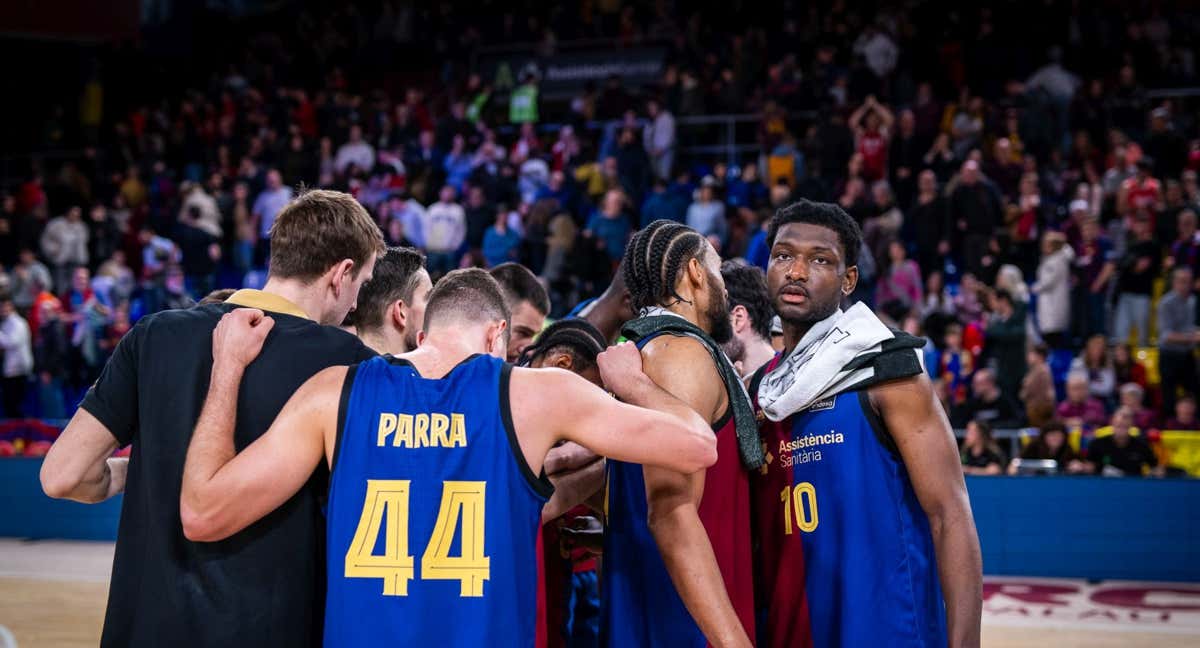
[413,414,430,447]
[395,414,413,447]
[423,481,490,596]
[448,414,466,448]
[344,480,415,595]
[780,482,820,534]
[377,413,397,447]
[429,413,450,447]
[375,412,469,448]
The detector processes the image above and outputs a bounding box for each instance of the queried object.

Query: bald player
[490,262,551,361]
[179,268,718,646]
[348,247,432,355]
[566,257,636,343]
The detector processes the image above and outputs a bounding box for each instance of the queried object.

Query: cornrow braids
[622,220,666,308]
[643,222,681,306]
[622,220,707,313]
[660,229,704,306]
[518,319,608,369]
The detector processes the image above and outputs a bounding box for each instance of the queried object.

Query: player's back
[326,354,552,646]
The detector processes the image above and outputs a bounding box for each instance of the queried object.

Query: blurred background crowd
[1,0,1199,475]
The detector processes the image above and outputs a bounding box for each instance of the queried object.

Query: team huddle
[40,190,983,647]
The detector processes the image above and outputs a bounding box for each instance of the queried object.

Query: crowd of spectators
[2,1,1200,478]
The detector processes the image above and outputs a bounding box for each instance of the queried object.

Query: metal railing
[954,427,1037,461]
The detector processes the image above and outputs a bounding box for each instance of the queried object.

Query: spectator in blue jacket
[443,135,475,191]
[483,209,521,267]
[585,189,632,263]
[686,175,729,249]
[640,177,688,227]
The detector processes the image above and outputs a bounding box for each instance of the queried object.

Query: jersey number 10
[344,479,490,597]
[781,482,819,534]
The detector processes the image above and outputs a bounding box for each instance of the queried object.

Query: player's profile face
[404,270,433,350]
[507,300,545,363]
[766,223,846,325]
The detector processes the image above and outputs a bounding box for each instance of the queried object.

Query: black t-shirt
[464,205,494,248]
[174,222,218,276]
[1116,240,1163,296]
[1086,435,1158,476]
[951,393,1022,429]
[962,447,1006,469]
[81,296,375,647]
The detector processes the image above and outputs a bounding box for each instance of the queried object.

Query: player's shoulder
[508,364,579,391]
[640,332,715,366]
[866,371,935,409]
[128,303,222,344]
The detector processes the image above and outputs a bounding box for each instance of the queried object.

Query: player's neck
[744,337,778,374]
[358,327,408,356]
[662,299,703,329]
[781,321,814,356]
[402,330,487,377]
[261,277,331,325]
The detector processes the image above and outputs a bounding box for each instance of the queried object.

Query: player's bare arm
[870,373,983,648]
[639,335,752,648]
[509,341,717,479]
[40,408,127,503]
[542,442,605,522]
[180,309,339,542]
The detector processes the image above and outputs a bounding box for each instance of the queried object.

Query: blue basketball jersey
[325,355,552,647]
[754,361,947,646]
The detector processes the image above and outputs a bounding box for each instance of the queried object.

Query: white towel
[757,302,905,421]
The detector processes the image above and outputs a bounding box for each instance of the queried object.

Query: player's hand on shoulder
[213,308,275,371]
[597,341,649,400]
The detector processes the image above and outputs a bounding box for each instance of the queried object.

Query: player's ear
[842,264,859,296]
[485,320,508,358]
[416,330,426,347]
[391,299,406,329]
[731,304,747,332]
[330,258,355,297]
[686,256,705,288]
[552,352,573,371]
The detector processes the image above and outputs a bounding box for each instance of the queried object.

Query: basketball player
[520,319,610,648]
[491,262,550,361]
[720,261,777,379]
[602,220,756,647]
[565,257,635,343]
[179,269,718,646]
[41,189,383,647]
[751,200,981,647]
[519,319,610,521]
[347,246,431,355]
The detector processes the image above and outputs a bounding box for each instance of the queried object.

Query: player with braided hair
[519,319,607,382]
[602,220,754,648]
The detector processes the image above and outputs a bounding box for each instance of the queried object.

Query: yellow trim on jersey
[225,289,311,320]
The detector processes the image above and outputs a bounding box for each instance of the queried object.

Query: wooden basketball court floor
[1,539,1197,647]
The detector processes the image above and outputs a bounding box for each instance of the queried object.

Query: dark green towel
[622,315,766,471]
